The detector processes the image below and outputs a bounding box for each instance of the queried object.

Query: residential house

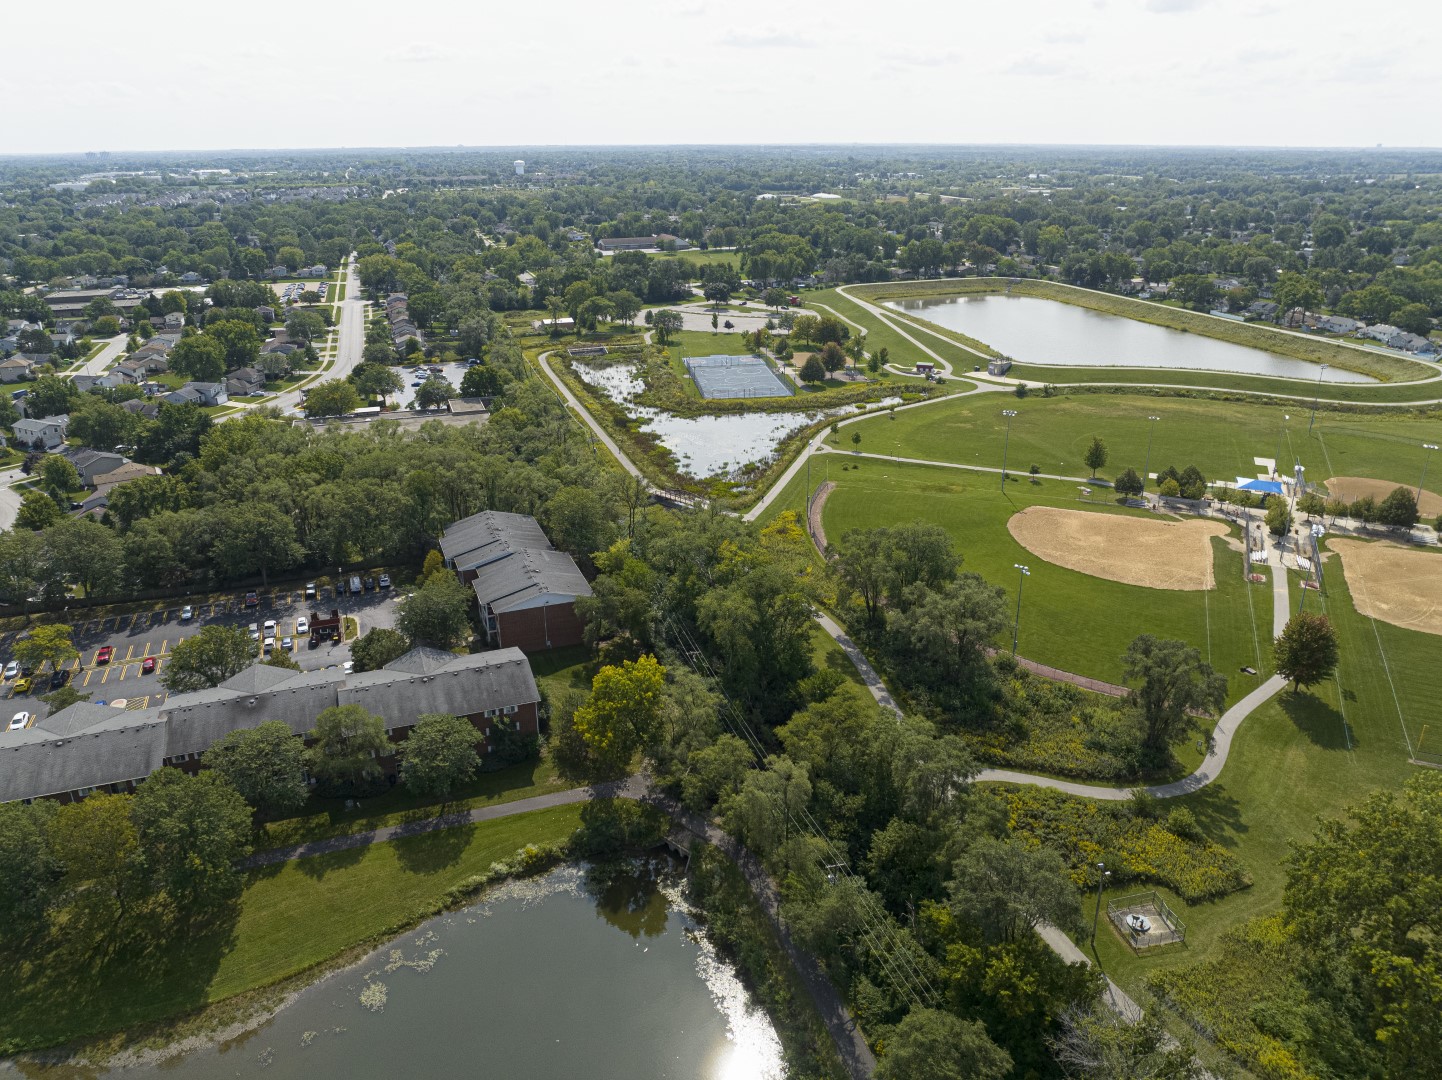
[300,265,329,278]
[0,357,33,384]
[517,271,536,288]
[440,511,592,652]
[178,272,203,285]
[269,265,289,278]
[1245,301,1280,321]
[119,398,161,421]
[161,387,204,406]
[255,305,276,324]
[0,649,542,804]
[61,448,128,487]
[183,382,228,407]
[11,415,69,450]
[1310,314,1361,335]
[162,312,185,331]
[226,367,265,396]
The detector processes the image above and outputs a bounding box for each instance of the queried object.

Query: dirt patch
[1328,538,1442,637]
[1326,476,1442,518]
[1007,506,1229,591]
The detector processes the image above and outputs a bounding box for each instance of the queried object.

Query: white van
[349,575,363,595]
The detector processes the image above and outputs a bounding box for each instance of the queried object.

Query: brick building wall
[495,603,585,652]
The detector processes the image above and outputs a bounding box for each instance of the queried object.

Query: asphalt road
[270,254,366,417]
[1,581,403,722]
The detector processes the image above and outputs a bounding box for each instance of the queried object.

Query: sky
[9,0,1441,154]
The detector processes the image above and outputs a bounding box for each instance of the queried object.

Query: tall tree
[949,837,1082,944]
[350,627,412,673]
[1121,634,1228,764]
[303,379,362,418]
[13,623,79,672]
[571,655,667,779]
[1274,612,1340,692]
[396,573,473,648]
[398,713,482,801]
[49,794,142,946]
[306,704,390,795]
[1084,436,1108,477]
[203,720,309,817]
[131,768,252,911]
[168,334,227,382]
[161,627,257,692]
[876,1008,1012,1080]
[0,801,61,944]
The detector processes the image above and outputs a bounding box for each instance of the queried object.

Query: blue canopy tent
[1236,478,1285,496]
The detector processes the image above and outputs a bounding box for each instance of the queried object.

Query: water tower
[513,160,525,176]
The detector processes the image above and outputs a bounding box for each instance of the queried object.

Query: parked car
[263,637,275,655]
[180,605,193,621]
[49,669,70,691]
[96,646,114,665]
[248,622,260,641]
[342,660,354,674]
[363,576,375,592]
[281,636,293,651]
[2,661,17,680]
[305,582,317,600]
[244,591,259,607]
[9,712,30,731]
[296,616,309,635]
[263,619,277,635]
[378,574,391,589]
[349,575,363,595]
[141,657,157,675]
[13,677,31,694]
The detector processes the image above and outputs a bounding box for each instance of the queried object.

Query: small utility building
[439,511,592,652]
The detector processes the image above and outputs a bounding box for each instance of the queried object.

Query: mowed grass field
[1,804,584,1052]
[1090,552,1438,998]
[784,455,1273,697]
[829,391,1442,495]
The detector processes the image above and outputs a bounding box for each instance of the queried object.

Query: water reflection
[588,856,673,939]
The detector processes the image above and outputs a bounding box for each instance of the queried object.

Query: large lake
[38,860,784,1080]
[888,294,1377,383]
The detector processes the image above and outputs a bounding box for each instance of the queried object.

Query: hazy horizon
[12,0,1440,155]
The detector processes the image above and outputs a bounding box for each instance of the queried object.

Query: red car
[95,646,114,665]
[244,591,259,607]
[141,657,157,675]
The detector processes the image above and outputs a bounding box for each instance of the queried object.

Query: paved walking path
[535,349,647,481]
[814,611,900,717]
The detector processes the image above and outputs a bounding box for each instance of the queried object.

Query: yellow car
[12,677,32,694]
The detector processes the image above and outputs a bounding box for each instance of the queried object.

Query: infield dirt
[1327,538,1442,636]
[1325,476,1442,519]
[1007,506,1229,591]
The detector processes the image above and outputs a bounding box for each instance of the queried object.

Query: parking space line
[98,668,110,684]
[123,645,134,661]
[159,638,168,654]
[81,669,92,687]
[118,665,127,681]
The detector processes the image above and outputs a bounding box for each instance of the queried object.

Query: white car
[342,660,354,675]
[1125,913,1152,934]
[263,637,275,655]
[3,662,17,680]
[281,636,293,651]
[263,619,277,634]
[180,605,194,621]
[8,711,30,731]
[296,616,309,635]
[248,623,260,641]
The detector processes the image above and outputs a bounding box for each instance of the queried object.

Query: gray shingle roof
[471,548,592,613]
[438,511,552,569]
[0,714,167,802]
[384,646,462,675]
[220,663,302,695]
[340,649,539,731]
[36,701,129,737]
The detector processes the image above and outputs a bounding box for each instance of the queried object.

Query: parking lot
[1,582,404,723]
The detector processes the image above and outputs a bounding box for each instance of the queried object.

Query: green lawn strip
[1079,550,1435,1023]
[803,287,979,373]
[529,643,599,701]
[816,458,1268,698]
[849,278,1434,383]
[1001,363,1442,405]
[0,803,585,1052]
[651,248,741,270]
[831,390,1442,494]
[256,758,568,850]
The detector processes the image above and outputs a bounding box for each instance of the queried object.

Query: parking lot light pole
[1000,410,1018,488]
[1091,862,1111,944]
[1419,444,1439,507]
[1142,416,1161,492]
[1011,564,1030,656]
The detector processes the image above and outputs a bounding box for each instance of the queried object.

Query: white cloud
[1145,0,1203,12]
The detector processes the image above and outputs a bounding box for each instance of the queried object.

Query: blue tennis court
[684,354,793,399]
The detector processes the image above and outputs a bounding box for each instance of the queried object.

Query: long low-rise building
[0,647,540,804]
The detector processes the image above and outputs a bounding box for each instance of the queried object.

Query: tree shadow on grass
[293,840,368,881]
[1278,690,1353,751]
[1181,785,1248,850]
[394,823,470,875]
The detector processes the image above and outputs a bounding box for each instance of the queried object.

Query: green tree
[398,713,481,801]
[1265,498,1292,536]
[50,793,141,945]
[40,455,81,499]
[66,397,141,451]
[571,655,667,779]
[349,361,404,403]
[1049,1005,1205,1080]
[608,290,641,328]
[203,720,309,817]
[1377,486,1420,530]
[791,314,819,345]
[949,837,1082,944]
[544,485,616,563]
[651,309,683,346]
[876,1008,1012,1080]
[1284,772,1442,1077]
[303,379,362,417]
[284,308,328,344]
[460,364,504,397]
[40,685,90,713]
[25,375,80,420]
[1121,634,1228,764]
[1083,436,1108,477]
[131,768,252,910]
[414,379,453,410]
[820,340,846,373]
[0,801,61,944]
[351,627,412,673]
[396,572,473,648]
[207,319,262,369]
[799,354,826,384]
[15,489,63,530]
[13,623,79,672]
[895,573,1008,682]
[306,704,390,795]
[168,334,227,382]
[1114,467,1144,496]
[161,626,257,692]
[1274,611,1340,692]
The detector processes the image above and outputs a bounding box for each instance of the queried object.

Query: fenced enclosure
[1107,891,1186,949]
[684,354,793,399]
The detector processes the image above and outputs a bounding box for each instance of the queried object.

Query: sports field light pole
[1091,862,1111,945]
[1142,415,1161,493]
[1418,444,1439,507]
[1000,410,1018,489]
[1308,365,1328,434]
[1011,564,1030,656]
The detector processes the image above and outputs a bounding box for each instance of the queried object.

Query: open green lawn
[1085,550,1437,1004]
[0,803,584,1052]
[803,287,982,375]
[653,248,741,271]
[790,456,1271,696]
[998,361,1442,404]
[832,391,1442,495]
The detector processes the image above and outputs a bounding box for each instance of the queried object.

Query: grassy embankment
[831,390,1442,494]
[0,804,585,1054]
[847,278,1437,385]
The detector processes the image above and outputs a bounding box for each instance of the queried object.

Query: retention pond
[34,859,784,1080]
[887,294,1377,383]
